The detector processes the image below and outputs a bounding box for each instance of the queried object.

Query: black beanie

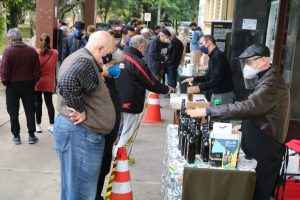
[161,28,171,37]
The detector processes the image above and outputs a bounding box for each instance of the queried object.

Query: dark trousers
[167,64,178,88]
[35,91,55,124]
[6,81,36,137]
[241,119,285,200]
[95,110,121,200]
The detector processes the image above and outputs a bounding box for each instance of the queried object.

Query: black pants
[241,119,285,200]
[95,110,121,200]
[35,91,55,124]
[6,81,36,137]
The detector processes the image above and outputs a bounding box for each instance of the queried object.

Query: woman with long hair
[35,33,59,133]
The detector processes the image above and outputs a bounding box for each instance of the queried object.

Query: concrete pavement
[0,85,172,200]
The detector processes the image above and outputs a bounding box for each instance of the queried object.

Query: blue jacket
[62,33,85,60]
[190,27,203,51]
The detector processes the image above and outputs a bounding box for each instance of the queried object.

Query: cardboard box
[210,129,242,168]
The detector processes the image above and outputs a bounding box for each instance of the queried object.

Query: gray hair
[129,35,147,48]
[167,27,176,36]
[7,28,22,41]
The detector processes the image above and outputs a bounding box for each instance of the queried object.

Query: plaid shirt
[57,48,102,113]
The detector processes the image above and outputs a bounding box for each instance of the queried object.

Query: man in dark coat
[115,35,173,157]
[62,21,86,60]
[187,44,290,200]
[145,28,171,81]
[166,28,184,88]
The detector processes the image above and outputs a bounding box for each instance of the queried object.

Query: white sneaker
[47,125,53,133]
[36,124,42,133]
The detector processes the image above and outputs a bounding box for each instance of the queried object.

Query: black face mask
[102,53,113,64]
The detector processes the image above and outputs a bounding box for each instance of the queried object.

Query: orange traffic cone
[110,147,133,200]
[142,92,164,124]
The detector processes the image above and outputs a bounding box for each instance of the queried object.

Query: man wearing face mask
[95,46,124,200]
[54,31,116,200]
[145,28,171,81]
[115,35,174,158]
[62,21,86,61]
[189,22,203,67]
[186,44,290,200]
[182,35,235,103]
[116,25,135,51]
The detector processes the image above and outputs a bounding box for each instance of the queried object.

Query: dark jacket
[194,47,234,94]
[62,33,85,60]
[167,37,184,67]
[115,46,169,113]
[0,41,40,85]
[145,36,167,75]
[209,66,290,144]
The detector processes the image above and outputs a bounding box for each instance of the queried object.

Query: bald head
[86,31,115,51]
[85,31,116,64]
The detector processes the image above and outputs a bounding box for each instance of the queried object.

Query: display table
[161,124,256,200]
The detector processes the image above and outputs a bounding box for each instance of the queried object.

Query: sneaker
[47,125,53,133]
[28,136,39,144]
[36,124,42,133]
[13,137,21,145]
[128,157,135,165]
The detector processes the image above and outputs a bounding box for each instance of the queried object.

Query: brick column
[35,0,57,48]
[84,0,96,26]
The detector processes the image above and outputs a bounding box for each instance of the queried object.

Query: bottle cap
[213,99,222,105]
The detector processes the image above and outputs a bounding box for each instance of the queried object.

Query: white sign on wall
[242,19,257,30]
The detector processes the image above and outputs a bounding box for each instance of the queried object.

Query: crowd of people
[0,17,291,200]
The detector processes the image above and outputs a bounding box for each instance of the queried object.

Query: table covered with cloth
[161,124,256,200]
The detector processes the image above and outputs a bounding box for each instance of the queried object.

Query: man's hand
[186,108,207,118]
[168,86,175,94]
[181,77,194,84]
[187,86,200,94]
[119,63,125,69]
[67,107,86,125]
[232,125,242,131]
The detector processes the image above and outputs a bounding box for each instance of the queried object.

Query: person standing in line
[54,31,116,200]
[189,22,203,67]
[145,28,171,81]
[115,35,174,161]
[166,28,184,89]
[0,28,40,145]
[62,21,86,60]
[35,33,59,133]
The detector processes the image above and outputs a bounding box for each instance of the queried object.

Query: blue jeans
[53,114,105,200]
[167,64,178,88]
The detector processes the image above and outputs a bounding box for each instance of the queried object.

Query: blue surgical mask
[125,37,131,45]
[200,45,209,54]
[108,64,121,78]
[74,29,83,39]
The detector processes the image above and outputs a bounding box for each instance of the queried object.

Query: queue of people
[0,18,291,200]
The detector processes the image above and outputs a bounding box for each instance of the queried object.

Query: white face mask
[243,64,257,79]
[164,38,170,43]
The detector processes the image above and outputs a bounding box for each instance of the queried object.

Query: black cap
[239,44,271,59]
[161,28,171,37]
[74,21,85,30]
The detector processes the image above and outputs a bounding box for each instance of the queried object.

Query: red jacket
[35,48,59,93]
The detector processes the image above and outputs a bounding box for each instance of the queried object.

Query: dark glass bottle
[195,120,202,154]
[201,127,210,162]
[181,122,188,156]
[187,132,196,164]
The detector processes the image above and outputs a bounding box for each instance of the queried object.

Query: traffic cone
[110,147,133,200]
[142,92,164,124]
